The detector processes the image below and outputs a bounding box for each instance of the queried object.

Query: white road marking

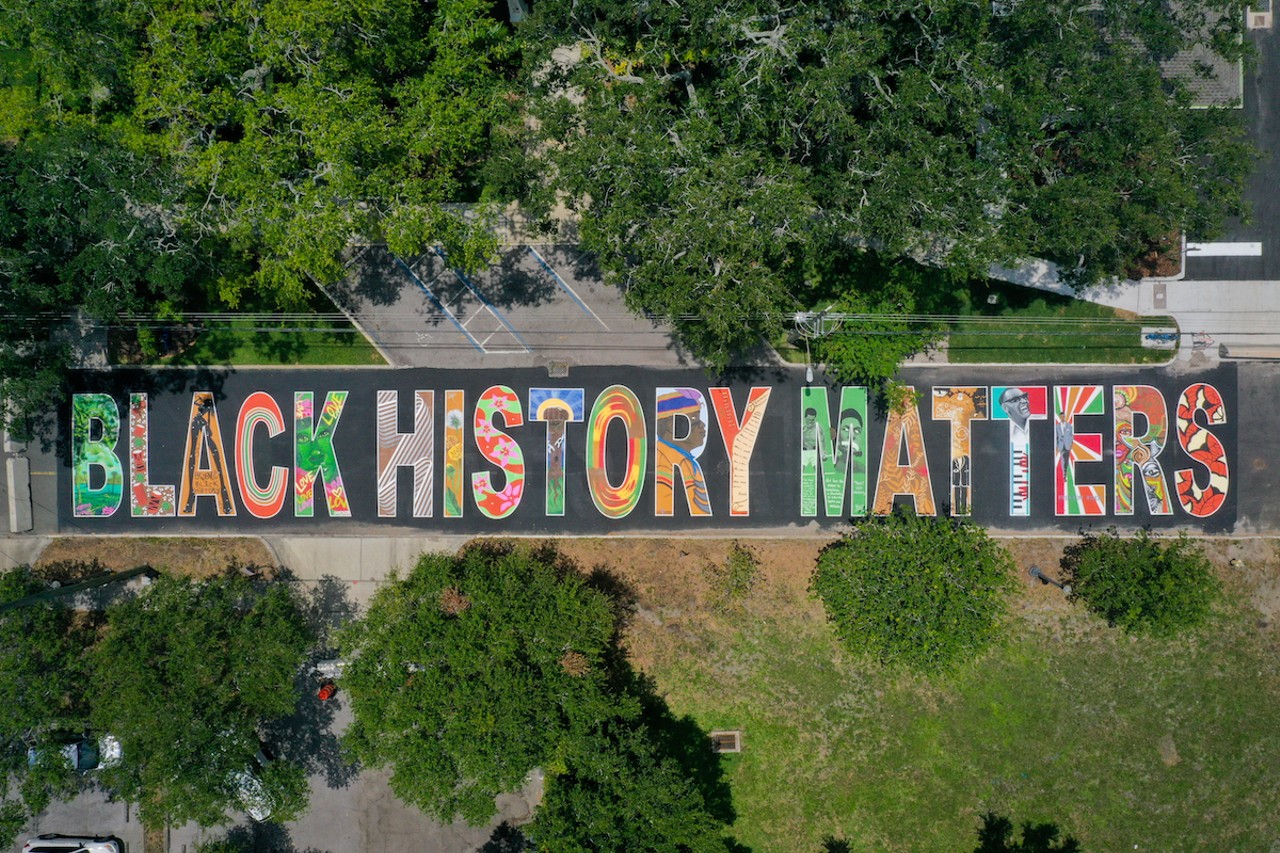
[1186,242,1263,257]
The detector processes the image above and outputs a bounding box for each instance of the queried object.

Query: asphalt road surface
[45,361,1258,537]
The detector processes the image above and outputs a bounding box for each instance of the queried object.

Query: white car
[228,748,276,822]
[21,835,122,853]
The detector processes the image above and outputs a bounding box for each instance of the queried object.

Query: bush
[1061,528,1219,636]
[813,509,1015,673]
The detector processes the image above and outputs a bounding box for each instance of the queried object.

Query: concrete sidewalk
[991,258,1280,358]
[264,536,470,609]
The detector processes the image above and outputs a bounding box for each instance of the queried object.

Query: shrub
[813,509,1015,673]
[1061,528,1219,636]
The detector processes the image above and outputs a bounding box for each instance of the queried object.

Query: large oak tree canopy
[526,0,1255,367]
[0,0,1257,413]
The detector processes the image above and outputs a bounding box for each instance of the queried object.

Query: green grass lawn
[779,277,1175,367]
[165,320,385,366]
[111,319,386,367]
[944,282,1173,365]
[634,551,1280,851]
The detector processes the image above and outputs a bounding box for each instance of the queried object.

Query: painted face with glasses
[999,388,1032,431]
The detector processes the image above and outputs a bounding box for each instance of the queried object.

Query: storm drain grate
[710,730,742,754]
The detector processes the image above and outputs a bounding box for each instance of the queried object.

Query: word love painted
[69,380,1229,524]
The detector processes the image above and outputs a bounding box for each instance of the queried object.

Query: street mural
[529,388,584,516]
[932,387,988,516]
[801,386,867,519]
[63,366,1237,533]
[992,385,1047,517]
[655,388,712,516]
[1113,385,1172,516]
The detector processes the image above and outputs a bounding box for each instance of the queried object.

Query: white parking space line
[435,248,533,353]
[527,246,611,330]
[1186,242,1263,257]
[460,305,527,353]
[393,256,485,353]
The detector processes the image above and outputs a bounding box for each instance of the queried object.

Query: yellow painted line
[30,471,57,476]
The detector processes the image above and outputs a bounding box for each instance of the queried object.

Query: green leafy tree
[0,0,523,434]
[526,0,1255,368]
[117,0,519,307]
[0,567,92,843]
[1060,528,1219,636]
[0,567,90,742]
[527,719,728,853]
[337,544,631,826]
[813,509,1016,673]
[0,124,206,438]
[90,572,312,827]
[0,800,24,849]
[809,252,946,385]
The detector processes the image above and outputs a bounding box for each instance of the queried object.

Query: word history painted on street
[66,376,1231,530]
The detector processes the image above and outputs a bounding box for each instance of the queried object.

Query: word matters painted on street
[67,378,1230,528]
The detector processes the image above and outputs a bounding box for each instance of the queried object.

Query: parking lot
[328,243,694,369]
[12,689,538,853]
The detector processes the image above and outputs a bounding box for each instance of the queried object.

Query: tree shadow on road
[475,248,558,309]
[477,821,530,852]
[51,365,233,459]
[212,821,326,853]
[260,573,362,790]
[337,246,409,308]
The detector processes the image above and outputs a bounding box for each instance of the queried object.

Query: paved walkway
[991,258,1280,360]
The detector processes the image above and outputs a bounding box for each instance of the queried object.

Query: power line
[0,309,1186,328]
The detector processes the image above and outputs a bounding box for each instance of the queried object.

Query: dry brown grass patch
[36,536,276,579]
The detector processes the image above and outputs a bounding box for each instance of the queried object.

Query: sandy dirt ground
[24,534,1280,643]
[35,536,277,580]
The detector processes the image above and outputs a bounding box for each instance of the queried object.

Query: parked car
[21,835,122,853]
[227,746,276,822]
[26,735,122,773]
